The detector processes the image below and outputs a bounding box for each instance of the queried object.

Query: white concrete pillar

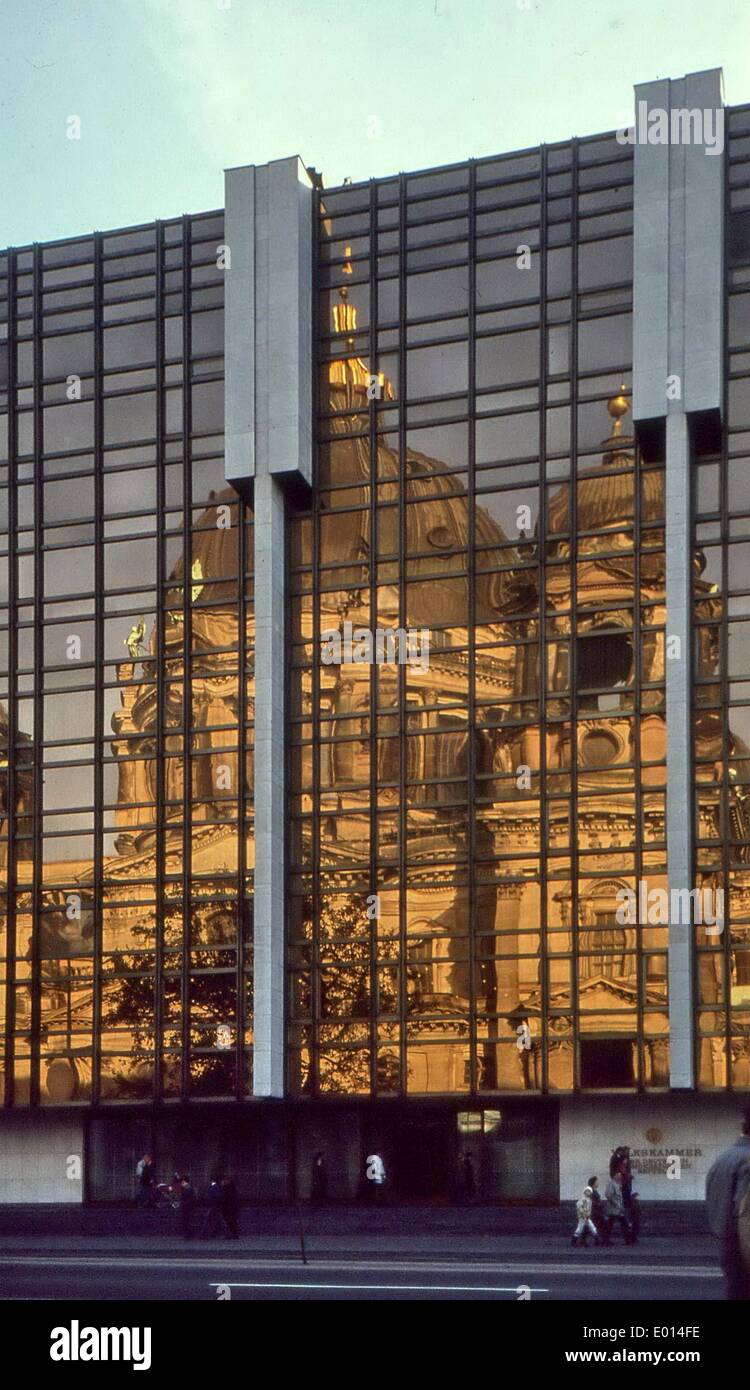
[632,69,725,1088]
[224,157,313,1096]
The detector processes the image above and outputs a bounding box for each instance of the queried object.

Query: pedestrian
[311,1151,328,1204]
[201,1174,231,1238]
[604,1169,632,1244]
[609,1145,623,1178]
[571,1184,598,1247]
[221,1174,240,1239]
[706,1104,750,1300]
[460,1151,476,1203]
[135,1152,156,1209]
[589,1175,607,1243]
[616,1145,639,1243]
[179,1174,196,1241]
[364,1151,386,1201]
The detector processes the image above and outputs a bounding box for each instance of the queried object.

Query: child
[571,1183,598,1247]
[589,1175,607,1243]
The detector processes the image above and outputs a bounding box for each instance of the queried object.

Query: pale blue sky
[2,0,749,248]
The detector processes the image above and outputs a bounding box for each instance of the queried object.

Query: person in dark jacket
[311,1152,328,1204]
[460,1151,476,1203]
[706,1105,750,1300]
[617,1146,639,1243]
[136,1153,156,1208]
[610,1145,638,1243]
[604,1170,632,1243]
[201,1175,231,1238]
[179,1175,196,1240]
[221,1175,240,1239]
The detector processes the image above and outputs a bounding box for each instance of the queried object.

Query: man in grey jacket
[705,1105,750,1300]
[604,1170,633,1244]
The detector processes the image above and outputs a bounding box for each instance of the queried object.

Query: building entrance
[365,1101,560,1202]
[388,1112,455,1200]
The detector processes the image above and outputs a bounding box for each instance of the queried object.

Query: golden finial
[328,243,395,401]
[338,250,352,322]
[172,557,205,609]
[189,558,204,602]
[124,618,146,661]
[333,247,358,339]
[607,384,630,436]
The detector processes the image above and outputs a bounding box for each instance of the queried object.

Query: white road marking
[209,1281,548,1294]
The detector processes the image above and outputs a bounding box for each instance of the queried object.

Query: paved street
[0,1250,723,1301]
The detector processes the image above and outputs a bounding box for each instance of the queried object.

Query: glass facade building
[0,213,256,1115]
[0,69,748,1204]
[693,108,750,1088]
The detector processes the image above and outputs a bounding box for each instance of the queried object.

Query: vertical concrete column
[632,69,724,1089]
[665,411,694,1087]
[224,157,313,1096]
[253,470,287,1096]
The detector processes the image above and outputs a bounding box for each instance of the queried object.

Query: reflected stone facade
[289,274,676,1097]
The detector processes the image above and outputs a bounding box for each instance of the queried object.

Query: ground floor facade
[0,1093,743,1206]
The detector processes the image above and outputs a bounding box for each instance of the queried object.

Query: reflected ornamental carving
[111,489,252,851]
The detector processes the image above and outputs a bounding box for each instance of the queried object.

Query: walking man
[614,1145,639,1243]
[179,1174,196,1241]
[201,1174,231,1238]
[365,1151,386,1202]
[460,1151,476,1204]
[135,1152,155,1209]
[311,1152,328,1204]
[706,1105,750,1300]
[221,1174,240,1240]
[604,1169,632,1244]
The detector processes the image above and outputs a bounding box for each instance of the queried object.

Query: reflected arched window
[579,909,627,979]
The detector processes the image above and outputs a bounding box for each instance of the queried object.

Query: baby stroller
[153,1178,182,1213]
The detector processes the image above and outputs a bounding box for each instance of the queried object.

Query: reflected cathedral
[288,266,750,1096]
[3,274,750,1104]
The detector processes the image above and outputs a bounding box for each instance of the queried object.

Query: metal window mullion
[397,173,408,1098]
[310,192,322,1098]
[180,218,193,1102]
[29,243,44,1109]
[570,139,581,1093]
[633,438,645,1091]
[368,177,378,1098]
[467,159,478,1097]
[721,138,733,1088]
[235,488,248,1102]
[720,303,732,1088]
[3,250,19,1108]
[538,143,550,1094]
[91,232,104,1106]
[154,220,166,1103]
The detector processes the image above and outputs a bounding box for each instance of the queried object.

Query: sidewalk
[0,1202,716,1264]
